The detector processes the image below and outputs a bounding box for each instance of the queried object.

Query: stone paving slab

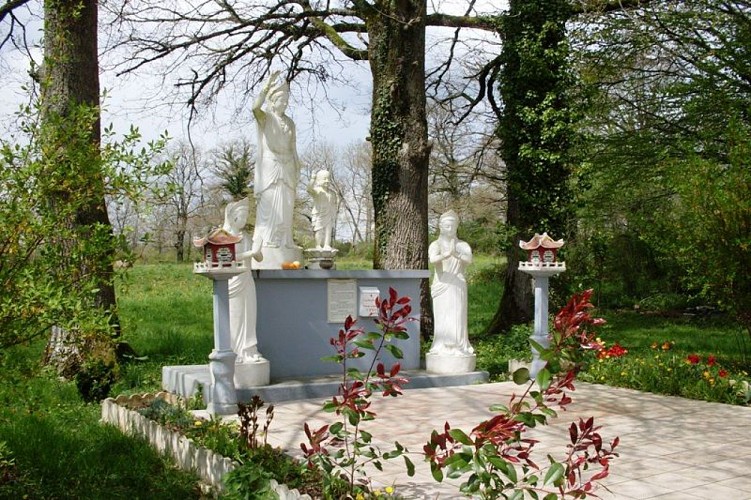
[259,381,751,499]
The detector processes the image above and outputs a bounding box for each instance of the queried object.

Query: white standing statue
[426,210,476,374]
[307,170,338,250]
[223,198,265,363]
[251,71,303,268]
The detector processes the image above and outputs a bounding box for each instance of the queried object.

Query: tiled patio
[263,381,751,499]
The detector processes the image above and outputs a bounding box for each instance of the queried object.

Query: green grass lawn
[578,310,751,404]
[2,258,749,498]
[597,311,748,361]
[114,263,214,394]
[0,343,202,499]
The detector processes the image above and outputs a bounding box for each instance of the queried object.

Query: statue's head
[268,80,290,113]
[439,210,459,235]
[315,170,331,187]
[224,198,250,233]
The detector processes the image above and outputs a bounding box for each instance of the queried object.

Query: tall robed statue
[251,70,303,268]
[426,210,477,374]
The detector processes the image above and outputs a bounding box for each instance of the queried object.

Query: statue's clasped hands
[442,240,457,260]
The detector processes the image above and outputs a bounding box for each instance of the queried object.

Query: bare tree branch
[0,0,34,55]
[426,12,494,30]
[571,0,654,15]
[0,0,30,24]
[426,0,486,98]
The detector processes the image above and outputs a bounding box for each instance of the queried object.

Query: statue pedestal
[426,352,477,374]
[207,349,237,414]
[234,359,271,388]
[305,248,338,270]
[252,246,303,270]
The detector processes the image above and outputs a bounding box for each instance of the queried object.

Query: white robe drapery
[253,112,299,248]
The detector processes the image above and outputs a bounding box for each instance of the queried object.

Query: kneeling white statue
[426,210,476,374]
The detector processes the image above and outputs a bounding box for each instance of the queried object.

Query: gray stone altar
[254,269,427,379]
[162,269,472,403]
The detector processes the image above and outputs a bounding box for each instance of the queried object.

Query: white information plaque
[359,286,381,317]
[327,279,358,323]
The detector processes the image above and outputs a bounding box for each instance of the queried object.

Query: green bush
[134,398,326,497]
[474,323,533,380]
[637,292,691,313]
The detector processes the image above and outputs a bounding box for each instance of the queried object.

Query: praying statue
[251,71,301,255]
[307,170,338,250]
[428,210,474,357]
[223,198,265,363]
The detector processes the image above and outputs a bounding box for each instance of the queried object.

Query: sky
[0,0,502,153]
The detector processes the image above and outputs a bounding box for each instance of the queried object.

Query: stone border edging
[100,393,311,499]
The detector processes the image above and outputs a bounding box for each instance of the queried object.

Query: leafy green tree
[38,0,123,375]
[666,134,751,334]
[213,140,255,201]
[572,0,751,330]
[0,105,166,352]
[1,0,168,394]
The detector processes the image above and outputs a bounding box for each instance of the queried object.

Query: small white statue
[223,198,265,363]
[307,170,338,250]
[251,71,301,253]
[428,210,474,357]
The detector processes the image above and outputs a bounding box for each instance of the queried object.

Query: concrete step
[163,364,489,404]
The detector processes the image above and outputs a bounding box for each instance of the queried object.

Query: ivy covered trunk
[41,0,119,373]
[367,0,430,270]
[486,0,576,334]
[366,0,432,335]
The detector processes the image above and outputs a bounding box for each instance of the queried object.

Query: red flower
[707,355,717,367]
[596,342,628,359]
[608,342,628,357]
[687,354,701,365]
[718,369,728,378]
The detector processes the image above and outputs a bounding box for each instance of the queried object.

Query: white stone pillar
[530,276,551,379]
[193,261,245,416]
[517,263,566,379]
[207,278,238,415]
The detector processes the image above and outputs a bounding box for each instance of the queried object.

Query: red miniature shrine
[519,232,565,264]
[193,228,242,267]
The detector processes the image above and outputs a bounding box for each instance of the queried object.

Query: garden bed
[100,392,311,499]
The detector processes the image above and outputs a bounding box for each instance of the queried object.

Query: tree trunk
[366,0,432,337]
[42,0,118,370]
[175,228,186,262]
[486,0,575,334]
